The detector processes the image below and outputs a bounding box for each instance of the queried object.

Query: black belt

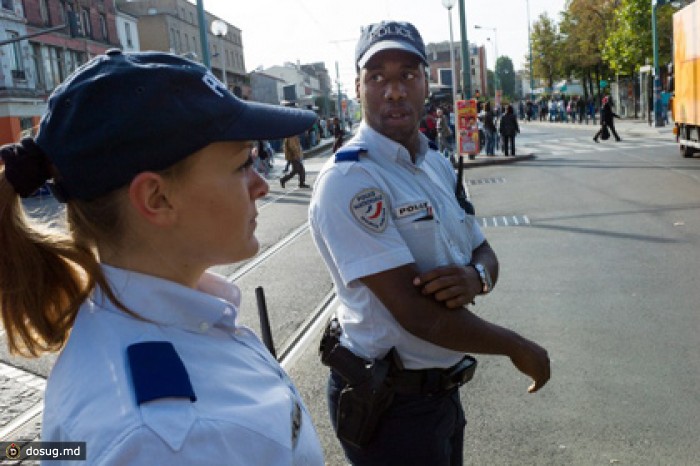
[391,355,478,396]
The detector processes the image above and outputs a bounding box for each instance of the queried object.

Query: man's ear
[127,172,176,226]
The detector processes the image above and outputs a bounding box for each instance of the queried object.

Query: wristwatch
[472,263,493,295]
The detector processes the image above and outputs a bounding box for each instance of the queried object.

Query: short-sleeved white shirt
[309,122,486,369]
[41,265,324,466]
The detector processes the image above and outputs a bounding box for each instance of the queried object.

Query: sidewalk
[521,117,675,139]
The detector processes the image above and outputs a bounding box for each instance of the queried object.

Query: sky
[196,0,567,94]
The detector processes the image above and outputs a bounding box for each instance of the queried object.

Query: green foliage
[496,56,516,99]
[530,12,563,89]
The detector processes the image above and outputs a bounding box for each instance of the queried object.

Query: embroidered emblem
[350,188,388,233]
[394,200,432,219]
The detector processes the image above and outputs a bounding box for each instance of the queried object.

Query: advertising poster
[456,99,479,156]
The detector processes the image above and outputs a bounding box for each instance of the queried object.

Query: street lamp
[442,0,459,159]
[211,19,228,88]
[441,0,458,106]
[474,25,498,103]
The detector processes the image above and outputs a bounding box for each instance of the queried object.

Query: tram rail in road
[0,187,338,450]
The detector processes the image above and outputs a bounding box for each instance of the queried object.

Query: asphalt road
[2,122,700,465]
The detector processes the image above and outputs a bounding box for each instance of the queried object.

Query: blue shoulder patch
[127,341,196,405]
[335,146,366,163]
[428,140,439,151]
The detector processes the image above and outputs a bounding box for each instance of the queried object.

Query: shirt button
[199,322,210,332]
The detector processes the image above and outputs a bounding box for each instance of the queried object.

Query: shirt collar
[356,121,430,168]
[92,265,241,333]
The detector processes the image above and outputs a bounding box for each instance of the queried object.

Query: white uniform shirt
[309,122,486,370]
[41,265,324,466]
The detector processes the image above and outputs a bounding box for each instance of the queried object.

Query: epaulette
[127,341,197,405]
[335,146,367,163]
[428,140,439,151]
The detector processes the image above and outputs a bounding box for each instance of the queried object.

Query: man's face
[356,49,428,151]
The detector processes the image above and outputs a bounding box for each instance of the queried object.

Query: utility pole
[196,0,211,68]
[527,0,534,101]
[336,61,344,127]
[458,0,471,98]
[651,0,665,127]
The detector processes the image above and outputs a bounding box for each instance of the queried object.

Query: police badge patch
[350,188,388,233]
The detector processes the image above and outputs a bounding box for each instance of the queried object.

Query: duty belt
[391,355,477,395]
[320,318,477,396]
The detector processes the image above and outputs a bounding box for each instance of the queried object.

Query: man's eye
[370,74,384,83]
[404,71,416,80]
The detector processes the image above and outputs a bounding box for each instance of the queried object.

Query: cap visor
[223,101,317,141]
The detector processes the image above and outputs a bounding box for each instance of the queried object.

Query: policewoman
[309,21,551,465]
[0,51,324,465]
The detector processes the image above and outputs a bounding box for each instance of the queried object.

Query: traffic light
[66,11,80,38]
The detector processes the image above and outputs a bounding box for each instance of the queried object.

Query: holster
[319,318,400,448]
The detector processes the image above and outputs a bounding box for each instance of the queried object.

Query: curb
[462,153,536,167]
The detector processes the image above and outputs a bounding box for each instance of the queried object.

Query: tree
[559,0,617,98]
[530,12,563,91]
[603,0,674,75]
[486,69,495,98]
[496,56,516,100]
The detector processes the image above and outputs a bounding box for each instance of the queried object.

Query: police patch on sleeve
[350,188,388,233]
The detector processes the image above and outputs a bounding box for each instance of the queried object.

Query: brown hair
[0,156,194,357]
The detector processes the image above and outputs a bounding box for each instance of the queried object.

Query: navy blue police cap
[35,49,316,201]
[355,21,428,71]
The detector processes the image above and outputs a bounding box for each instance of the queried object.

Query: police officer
[0,51,324,465]
[309,21,550,465]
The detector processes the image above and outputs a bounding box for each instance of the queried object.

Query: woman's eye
[239,156,254,172]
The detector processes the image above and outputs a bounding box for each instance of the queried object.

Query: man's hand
[413,265,482,309]
[509,337,551,393]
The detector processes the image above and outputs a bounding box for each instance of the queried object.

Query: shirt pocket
[395,217,450,273]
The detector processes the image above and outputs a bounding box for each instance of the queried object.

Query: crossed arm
[359,240,551,393]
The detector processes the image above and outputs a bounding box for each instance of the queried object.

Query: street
[2,120,700,465]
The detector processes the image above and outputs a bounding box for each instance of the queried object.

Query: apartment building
[0,0,119,144]
[116,0,248,97]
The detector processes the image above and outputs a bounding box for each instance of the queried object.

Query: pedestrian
[0,50,324,465]
[280,134,310,188]
[499,104,520,156]
[332,116,345,153]
[309,20,550,466]
[435,107,453,155]
[252,139,271,178]
[483,101,497,155]
[593,96,622,142]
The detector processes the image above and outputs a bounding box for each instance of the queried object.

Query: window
[125,23,133,47]
[81,9,91,37]
[6,31,24,77]
[1,0,13,11]
[99,14,107,40]
[39,0,50,25]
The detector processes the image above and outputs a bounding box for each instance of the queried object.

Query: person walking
[593,96,622,142]
[280,134,310,188]
[332,116,345,153]
[499,104,520,156]
[435,107,453,155]
[309,20,550,466]
[483,101,497,156]
[0,50,324,465]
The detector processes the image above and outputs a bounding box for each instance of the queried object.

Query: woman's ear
[127,172,176,227]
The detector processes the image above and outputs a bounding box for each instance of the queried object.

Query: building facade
[116,0,248,97]
[0,0,119,144]
[425,40,487,101]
